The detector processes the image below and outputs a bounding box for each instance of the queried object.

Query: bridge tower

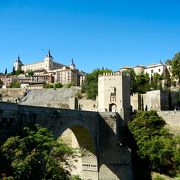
[98,72,131,121]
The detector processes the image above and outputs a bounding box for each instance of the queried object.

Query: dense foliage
[27,70,34,76]
[124,69,171,94]
[171,52,180,84]
[10,80,21,88]
[128,111,180,176]
[54,82,63,88]
[43,82,63,89]
[0,125,77,180]
[124,70,150,94]
[82,68,112,99]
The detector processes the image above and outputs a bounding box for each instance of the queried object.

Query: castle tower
[44,50,53,70]
[69,59,76,69]
[98,72,131,121]
[13,56,23,71]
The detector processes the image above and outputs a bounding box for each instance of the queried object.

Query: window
[151,70,153,73]
[159,69,161,72]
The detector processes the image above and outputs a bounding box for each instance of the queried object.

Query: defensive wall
[131,90,179,111]
[0,102,133,180]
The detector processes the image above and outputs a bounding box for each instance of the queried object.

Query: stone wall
[130,93,141,111]
[78,99,97,111]
[20,87,81,109]
[157,111,180,127]
[131,90,179,111]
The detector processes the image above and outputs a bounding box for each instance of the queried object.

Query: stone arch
[54,121,98,180]
[109,103,117,112]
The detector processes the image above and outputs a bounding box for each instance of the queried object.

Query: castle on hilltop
[14,50,70,72]
[12,50,85,87]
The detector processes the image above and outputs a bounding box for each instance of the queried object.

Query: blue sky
[0,0,180,73]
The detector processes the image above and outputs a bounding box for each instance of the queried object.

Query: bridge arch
[54,121,98,180]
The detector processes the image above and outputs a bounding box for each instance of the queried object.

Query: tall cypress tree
[4,68,7,75]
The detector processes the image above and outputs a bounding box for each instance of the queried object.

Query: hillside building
[144,62,169,79]
[119,62,171,80]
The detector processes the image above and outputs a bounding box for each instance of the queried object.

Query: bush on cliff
[128,111,180,176]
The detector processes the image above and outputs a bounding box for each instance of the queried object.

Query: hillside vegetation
[128,111,180,179]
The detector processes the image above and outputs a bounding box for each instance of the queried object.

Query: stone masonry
[0,102,133,180]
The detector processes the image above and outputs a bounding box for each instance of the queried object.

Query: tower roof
[69,59,76,69]
[16,56,22,64]
[70,59,75,66]
[46,49,53,58]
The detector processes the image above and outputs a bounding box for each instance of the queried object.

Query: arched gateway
[0,102,133,180]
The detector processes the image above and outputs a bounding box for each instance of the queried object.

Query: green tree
[150,73,163,90]
[4,68,7,75]
[128,111,179,176]
[82,68,112,99]
[15,69,24,76]
[10,80,21,88]
[27,70,34,76]
[54,82,63,88]
[43,83,54,88]
[171,52,180,84]
[1,125,75,179]
[11,66,16,75]
[135,73,150,93]
[165,59,172,65]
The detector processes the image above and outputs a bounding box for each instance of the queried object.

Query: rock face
[20,87,81,108]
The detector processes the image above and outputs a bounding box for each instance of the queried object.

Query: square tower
[98,72,131,121]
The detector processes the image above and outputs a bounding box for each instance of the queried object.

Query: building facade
[144,62,169,79]
[119,62,171,80]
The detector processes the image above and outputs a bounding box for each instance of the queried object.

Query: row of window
[150,68,162,73]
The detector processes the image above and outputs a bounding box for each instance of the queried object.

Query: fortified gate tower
[98,72,131,121]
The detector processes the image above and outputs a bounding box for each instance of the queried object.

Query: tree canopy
[128,111,180,176]
[82,68,112,99]
[0,125,77,180]
[10,80,21,88]
[171,52,180,84]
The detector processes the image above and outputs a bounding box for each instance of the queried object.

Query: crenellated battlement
[98,72,121,76]
[99,71,130,77]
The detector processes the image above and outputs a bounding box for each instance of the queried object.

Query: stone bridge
[0,102,133,180]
